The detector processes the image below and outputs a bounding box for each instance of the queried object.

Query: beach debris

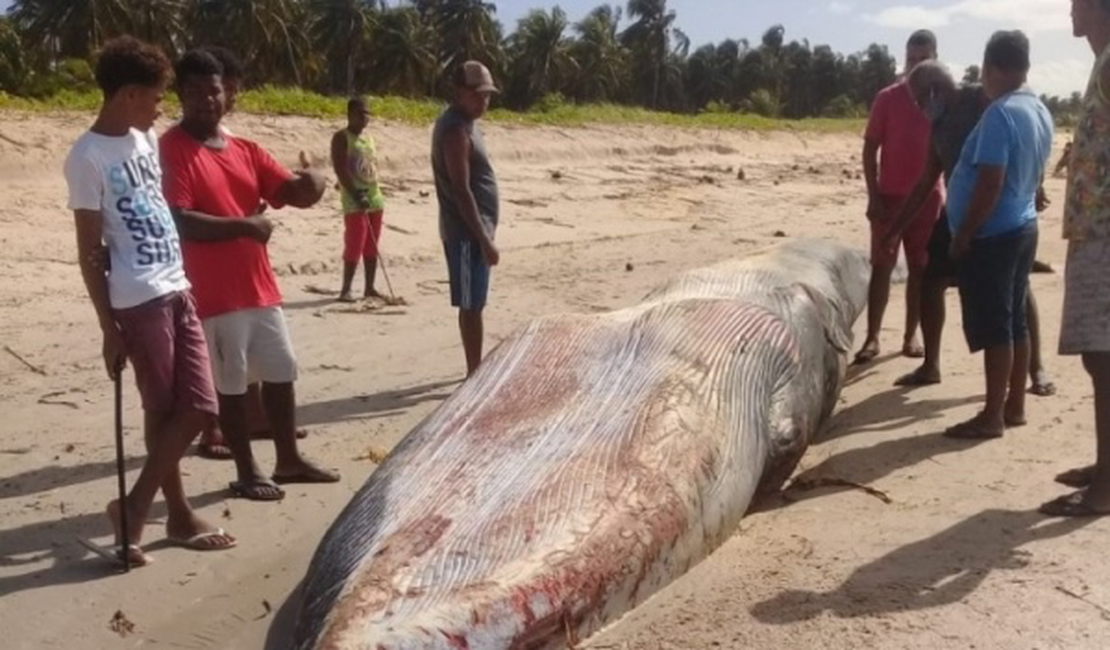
[625,263,634,272]
[38,391,80,410]
[418,190,430,198]
[355,447,390,464]
[783,476,892,504]
[4,345,46,375]
[109,610,135,637]
[736,168,746,181]
[1032,260,1055,274]
[773,230,787,238]
[550,169,564,180]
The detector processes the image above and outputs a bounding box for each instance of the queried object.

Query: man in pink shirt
[856,30,943,364]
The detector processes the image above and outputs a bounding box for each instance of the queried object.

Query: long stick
[365,217,397,301]
[113,370,130,572]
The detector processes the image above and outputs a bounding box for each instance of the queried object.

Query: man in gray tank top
[882,61,1054,396]
[432,61,501,377]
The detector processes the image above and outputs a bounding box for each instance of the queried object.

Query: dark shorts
[957,222,1038,353]
[114,290,219,416]
[443,239,491,311]
[924,212,958,283]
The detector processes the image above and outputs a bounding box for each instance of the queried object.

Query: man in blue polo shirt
[944,30,1053,440]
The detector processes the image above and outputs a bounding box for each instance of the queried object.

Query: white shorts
[201,306,298,395]
[1060,238,1110,355]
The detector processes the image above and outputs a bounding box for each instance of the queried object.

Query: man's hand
[357,190,373,211]
[481,239,501,267]
[881,229,901,256]
[245,204,273,243]
[950,231,972,261]
[290,168,326,208]
[102,325,126,380]
[866,194,884,222]
[1036,187,1051,213]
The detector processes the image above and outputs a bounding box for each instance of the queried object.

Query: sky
[0,0,1093,97]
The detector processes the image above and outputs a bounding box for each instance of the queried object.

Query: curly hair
[95,35,172,97]
[174,49,223,88]
[203,45,243,82]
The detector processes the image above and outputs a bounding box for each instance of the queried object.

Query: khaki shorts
[1060,238,1110,355]
[202,306,298,395]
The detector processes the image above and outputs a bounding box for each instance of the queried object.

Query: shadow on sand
[750,509,1091,622]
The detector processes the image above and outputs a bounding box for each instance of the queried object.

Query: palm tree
[368,3,438,97]
[191,0,313,87]
[504,7,575,108]
[11,0,131,61]
[307,0,378,95]
[123,0,188,60]
[569,5,627,103]
[622,0,681,109]
[428,0,503,77]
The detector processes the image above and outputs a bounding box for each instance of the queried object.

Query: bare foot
[902,337,925,359]
[364,289,384,300]
[107,500,152,566]
[894,365,941,387]
[943,414,1004,440]
[337,292,356,304]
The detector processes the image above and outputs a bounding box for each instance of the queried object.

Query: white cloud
[865,6,951,29]
[866,0,1070,34]
[1029,57,1091,97]
[828,1,853,15]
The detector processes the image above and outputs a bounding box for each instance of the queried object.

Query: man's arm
[173,206,271,243]
[74,210,125,379]
[443,126,499,265]
[862,137,883,221]
[330,131,363,204]
[883,146,944,247]
[951,165,1005,258]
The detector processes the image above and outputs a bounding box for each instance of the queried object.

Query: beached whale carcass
[292,238,870,650]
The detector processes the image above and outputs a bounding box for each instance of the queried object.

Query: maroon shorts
[114,290,218,416]
[870,191,943,269]
[343,211,384,263]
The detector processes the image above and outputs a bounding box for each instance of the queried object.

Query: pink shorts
[344,211,384,263]
[114,290,218,416]
[870,191,942,269]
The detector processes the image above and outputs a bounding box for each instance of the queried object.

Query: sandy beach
[0,111,1106,649]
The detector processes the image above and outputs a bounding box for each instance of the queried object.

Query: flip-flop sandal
[894,369,941,387]
[196,442,234,460]
[272,468,341,485]
[76,537,151,568]
[168,528,238,551]
[1055,465,1096,489]
[853,349,879,366]
[943,420,1004,440]
[229,479,285,501]
[1039,490,1110,517]
[1030,382,1058,397]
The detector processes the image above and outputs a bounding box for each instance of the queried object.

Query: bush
[822,94,866,119]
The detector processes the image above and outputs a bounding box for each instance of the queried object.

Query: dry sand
[0,111,1105,650]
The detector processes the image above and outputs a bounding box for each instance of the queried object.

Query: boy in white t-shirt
[64,36,236,565]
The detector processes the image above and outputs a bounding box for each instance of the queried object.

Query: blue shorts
[443,239,491,311]
[957,222,1038,353]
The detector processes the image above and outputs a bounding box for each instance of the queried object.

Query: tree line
[0,0,1083,122]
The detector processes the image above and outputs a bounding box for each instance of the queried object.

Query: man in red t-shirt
[856,30,944,365]
[161,50,337,501]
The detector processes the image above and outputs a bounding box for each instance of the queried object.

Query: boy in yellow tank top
[332,97,386,302]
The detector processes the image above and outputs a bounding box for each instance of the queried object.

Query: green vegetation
[0,0,1075,126]
[0,85,862,132]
